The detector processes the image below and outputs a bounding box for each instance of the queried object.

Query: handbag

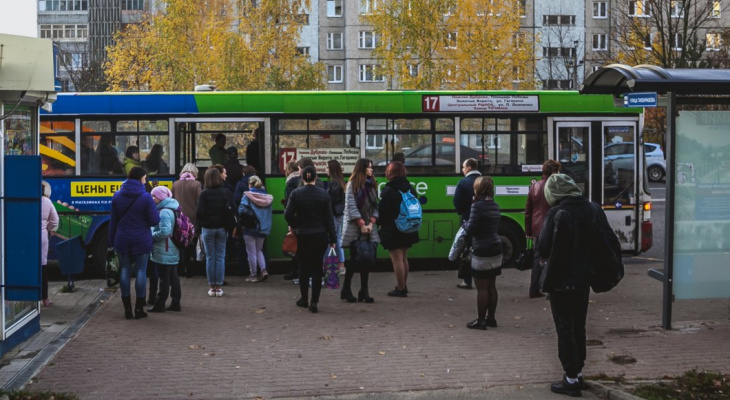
[515,238,534,271]
[350,232,377,271]
[449,226,467,262]
[323,247,340,289]
[282,231,297,257]
[457,245,471,280]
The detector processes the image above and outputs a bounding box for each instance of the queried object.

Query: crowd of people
[41,144,605,397]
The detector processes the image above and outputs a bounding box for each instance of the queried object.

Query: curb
[1,289,111,391]
[586,381,647,400]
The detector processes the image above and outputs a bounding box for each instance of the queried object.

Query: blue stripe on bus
[44,93,199,115]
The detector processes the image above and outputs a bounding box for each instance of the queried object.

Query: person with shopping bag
[284,166,336,313]
[340,158,380,303]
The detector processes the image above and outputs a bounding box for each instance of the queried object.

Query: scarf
[355,176,377,214]
[179,172,196,181]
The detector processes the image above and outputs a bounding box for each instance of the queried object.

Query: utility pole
[573,40,579,89]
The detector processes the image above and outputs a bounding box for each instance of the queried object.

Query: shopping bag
[350,233,377,272]
[106,250,120,288]
[449,226,467,261]
[282,231,297,257]
[323,247,340,289]
[196,238,205,262]
[514,238,534,271]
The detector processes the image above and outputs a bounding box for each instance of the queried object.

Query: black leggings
[297,233,328,303]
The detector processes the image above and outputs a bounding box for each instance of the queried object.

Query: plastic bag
[196,238,205,262]
[323,247,340,289]
[449,226,467,261]
[106,250,120,288]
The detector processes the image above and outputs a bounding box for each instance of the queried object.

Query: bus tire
[91,227,109,278]
[498,219,525,268]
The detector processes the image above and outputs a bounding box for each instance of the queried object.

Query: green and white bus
[40,91,652,275]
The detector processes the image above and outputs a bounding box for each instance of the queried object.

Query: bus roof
[43,91,640,116]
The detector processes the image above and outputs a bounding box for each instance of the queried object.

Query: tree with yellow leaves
[105,0,324,91]
[364,0,535,90]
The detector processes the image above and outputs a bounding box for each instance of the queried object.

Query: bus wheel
[91,228,109,278]
[498,219,525,268]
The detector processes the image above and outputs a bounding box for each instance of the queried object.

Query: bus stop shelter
[580,64,730,329]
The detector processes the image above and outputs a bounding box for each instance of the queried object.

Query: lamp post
[573,40,579,89]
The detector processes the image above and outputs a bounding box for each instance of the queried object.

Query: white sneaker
[292,278,300,285]
[216,289,224,297]
[207,289,216,297]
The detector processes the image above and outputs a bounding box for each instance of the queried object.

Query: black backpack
[588,203,624,293]
[239,202,260,232]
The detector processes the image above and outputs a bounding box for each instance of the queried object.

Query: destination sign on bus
[422,95,539,112]
[279,147,360,174]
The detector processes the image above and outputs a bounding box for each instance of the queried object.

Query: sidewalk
[8,261,730,399]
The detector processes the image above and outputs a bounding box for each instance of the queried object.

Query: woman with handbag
[325,160,346,275]
[378,162,419,297]
[196,168,234,297]
[108,166,160,319]
[340,158,379,303]
[464,176,503,330]
[238,175,273,282]
[284,166,336,313]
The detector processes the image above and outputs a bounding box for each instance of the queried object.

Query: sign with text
[422,95,539,112]
[623,92,657,108]
[279,148,360,174]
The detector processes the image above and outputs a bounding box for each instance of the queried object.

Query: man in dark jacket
[537,173,594,397]
[524,159,561,298]
[453,158,480,289]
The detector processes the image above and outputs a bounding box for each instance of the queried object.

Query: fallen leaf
[330,373,337,379]
[236,366,241,369]
[320,335,333,340]
[378,351,386,355]
[189,345,203,350]
[255,309,266,314]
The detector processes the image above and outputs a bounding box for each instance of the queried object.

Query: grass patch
[59,285,75,293]
[631,370,729,400]
[0,389,79,400]
[585,372,627,383]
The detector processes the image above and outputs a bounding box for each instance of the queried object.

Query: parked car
[604,142,665,182]
[377,143,483,166]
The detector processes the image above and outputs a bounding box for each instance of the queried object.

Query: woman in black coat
[464,176,503,330]
[378,162,419,297]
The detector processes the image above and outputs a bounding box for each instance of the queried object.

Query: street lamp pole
[573,40,579,89]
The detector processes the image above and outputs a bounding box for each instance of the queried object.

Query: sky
[0,0,37,38]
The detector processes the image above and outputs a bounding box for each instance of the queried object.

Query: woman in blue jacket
[109,166,160,320]
[147,186,182,313]
[238,175,273,282]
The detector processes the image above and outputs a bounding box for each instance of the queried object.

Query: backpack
[395,189,422,233]
[588,203,624,293]
[239,201,260,232]
[164,207,195,249]
[222,202,239,232]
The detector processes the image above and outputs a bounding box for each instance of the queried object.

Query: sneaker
[550,376,582,397]
[259,271,269,281]
[245,276,256,282]
[207,289,216,297]
[387,287,407,297]
[296,298,308,308]
[338,267,346,276]
[293,278,300,285]
[457,282,473,289]
[466,319,487,330]
[215,289,224,297]
[578,376,587,390]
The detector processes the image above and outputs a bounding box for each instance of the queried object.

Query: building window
[296,47,310,56]
[706,33,722,50]
[327,32,343,50]
[543,79,573,90]
[121,0,145,10]
[408,64,419,77]
[670,1,685,17]
[359,64,384,82]
[644,33,653,49]
[366,134,385,149]
[39,0,89,11]
[709,1,721,18]
[671,33,683,50]
[543,15,576,25]
[592,34,608,51]
[360,0,378,15]
[359,31,377,49]
[593,2,607,18]
[40,24,88,40]
[446,32,458,49]
[629,0,651,17]
[327,0,342,17]
[327,65,343,83]
[542,46,576,58]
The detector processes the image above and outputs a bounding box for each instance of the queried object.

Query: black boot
[147,300,166,313]
[121,296,133,320]
[340,286,356,303]
[134,297,148,319]
[358,290,374,303]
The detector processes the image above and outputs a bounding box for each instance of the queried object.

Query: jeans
[334,215,345,263]
[147,261,159,300]
[151,260,181,307]
[202,228,227,286]
[549,288,590,378]
[244,235,266,278]
[118,252,149,298]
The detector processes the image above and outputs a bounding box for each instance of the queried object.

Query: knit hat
[544,173,582,206]
[151,186,172,201]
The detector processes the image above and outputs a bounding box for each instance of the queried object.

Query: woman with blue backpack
[238,175,273,282]
[147,186,182,313]
[378,162,419,298]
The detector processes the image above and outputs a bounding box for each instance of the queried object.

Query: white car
[604,142,666,182]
